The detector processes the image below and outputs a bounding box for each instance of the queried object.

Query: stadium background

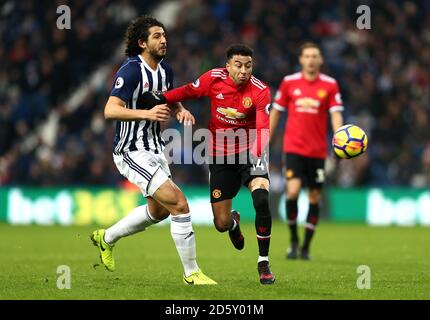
[1,0,430,227]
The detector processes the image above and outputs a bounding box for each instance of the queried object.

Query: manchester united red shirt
[164,68,270,157]
[273,72,344,159]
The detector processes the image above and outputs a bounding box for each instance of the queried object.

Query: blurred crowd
[1,0,430,188]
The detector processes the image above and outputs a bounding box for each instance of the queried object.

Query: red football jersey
[164,68,271,156]
[273,72,344,158]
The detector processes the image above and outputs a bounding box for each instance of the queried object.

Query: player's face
[299,48,323,74]
[226,55,253,86]
[142,26,167,60]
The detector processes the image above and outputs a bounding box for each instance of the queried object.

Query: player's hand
[176,109,195,126]
[145,104,170,122]
[140,91,167,110]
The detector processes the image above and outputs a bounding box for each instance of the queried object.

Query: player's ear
[138,39,147,50]
[225,61,231,72]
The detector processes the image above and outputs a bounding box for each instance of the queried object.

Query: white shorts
[113,150,171,197]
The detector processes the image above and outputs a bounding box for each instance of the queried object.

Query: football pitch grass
[0,222,429,300]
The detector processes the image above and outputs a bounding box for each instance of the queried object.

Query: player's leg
[148,151,216,284]
[301,158,325,260]
[300,187,321,260]
[209,162,244,250]
[247,176,275,284]
[93,196,170,271]
[284,153,303,259]
[91,152,171,272]
[211,199,244,250]
[102,152,172,245]
[152,177,216,284]
[211,199,233,232]
[103,196,169,245]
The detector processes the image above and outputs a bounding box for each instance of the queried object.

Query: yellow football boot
[183,269,217,285]
[90,229,115,272]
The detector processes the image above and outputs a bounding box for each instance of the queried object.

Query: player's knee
[173,199,189,214]
[150,206,170,220]
[308,189,322,204]
[213,216,230,232]
[252,189,270,216]
[168,194,190,214]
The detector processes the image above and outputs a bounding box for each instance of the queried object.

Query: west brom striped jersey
[111,55,174,155]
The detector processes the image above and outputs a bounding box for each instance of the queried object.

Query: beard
[149,47,166,61]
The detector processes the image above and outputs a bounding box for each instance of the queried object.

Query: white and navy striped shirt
[111,55,174,155]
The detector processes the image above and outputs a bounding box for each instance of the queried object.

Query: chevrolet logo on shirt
[295,97,321,114]
[216,107,246,119]
[296,97,320,108]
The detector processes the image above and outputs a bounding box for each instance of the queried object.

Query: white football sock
[258,256,269,263]
[104,204,159,245]
[170,213,199,277]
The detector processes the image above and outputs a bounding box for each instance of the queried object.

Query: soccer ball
[332,124,368,159]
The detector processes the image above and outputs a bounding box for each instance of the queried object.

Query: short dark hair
[299,42,322,56]
[125,15,165,57]
[226,44,254,60]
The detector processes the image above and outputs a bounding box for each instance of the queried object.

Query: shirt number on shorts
[315,168,325,183]
[251,155,268,175]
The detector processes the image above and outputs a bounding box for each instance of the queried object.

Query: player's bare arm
[104,96,170,122]
[330,110,343,132]
[269,108,282,141]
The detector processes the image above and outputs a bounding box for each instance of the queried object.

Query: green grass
[0,222,429,300]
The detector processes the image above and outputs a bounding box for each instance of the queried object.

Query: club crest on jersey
[115,77,124,89]
[242,97,252,108]
[293,88,301,96]
[212,189,222,199]
[286,169,294,179]
[317,89,327,99]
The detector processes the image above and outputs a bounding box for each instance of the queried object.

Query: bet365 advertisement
[0,186,255,226]
[1,187,430,226]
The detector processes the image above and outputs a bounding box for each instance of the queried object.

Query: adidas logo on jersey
[216,93,224,99]
[293,89,301,96]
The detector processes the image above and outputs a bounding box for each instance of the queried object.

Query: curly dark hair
[125,15,165,57]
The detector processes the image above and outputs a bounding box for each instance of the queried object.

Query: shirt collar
[301,71,320,83]
[225,72,249,89]
[138,54,161,73]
